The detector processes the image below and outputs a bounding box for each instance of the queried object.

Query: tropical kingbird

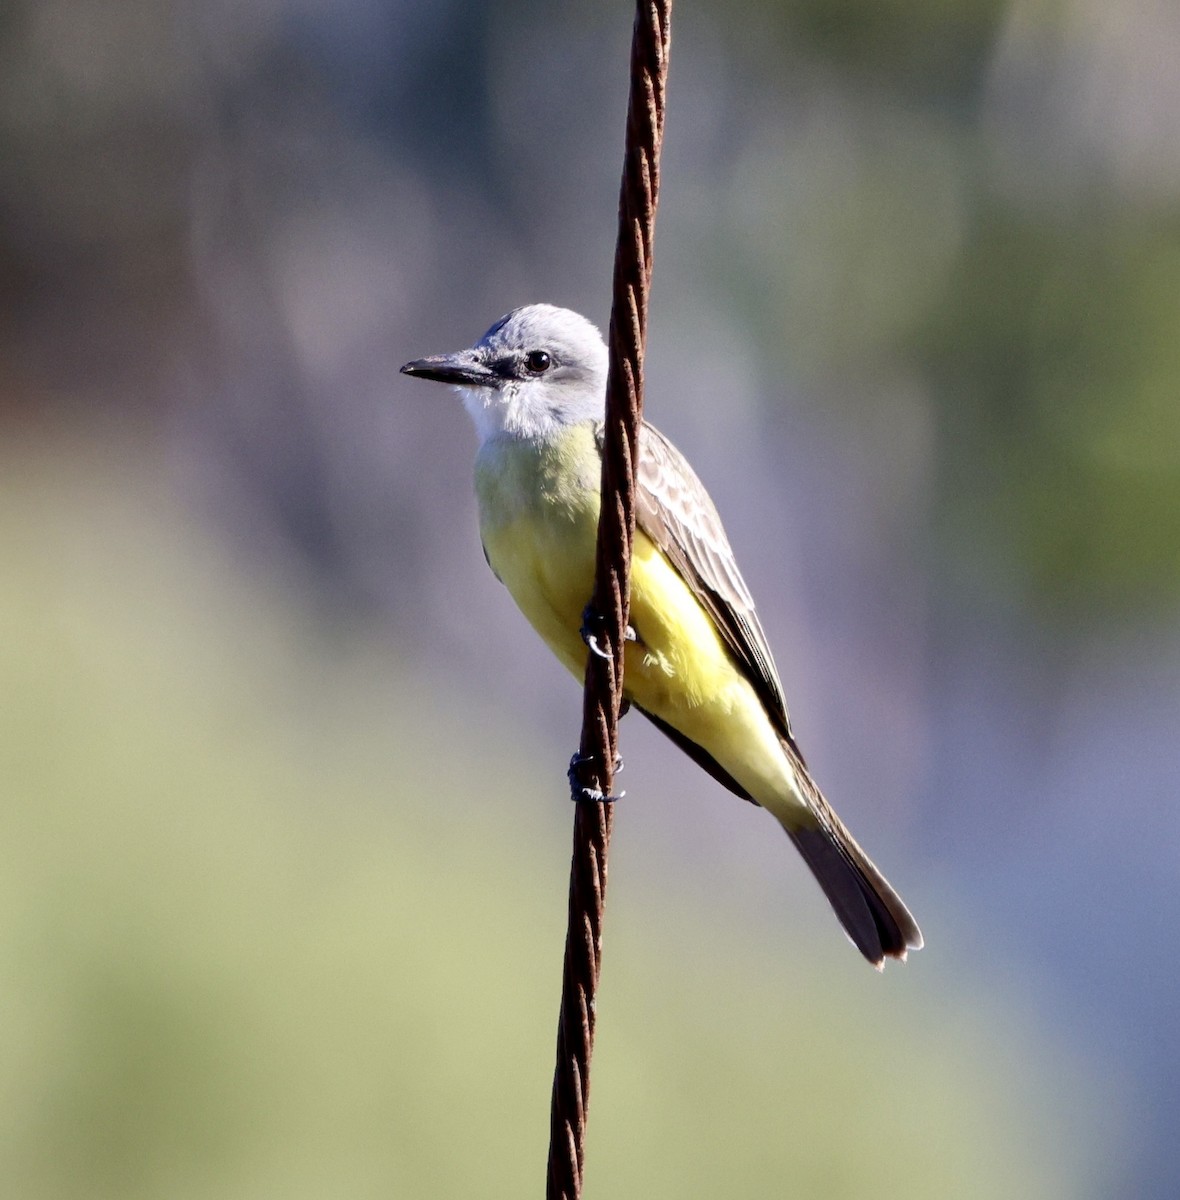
[402,304,922,967]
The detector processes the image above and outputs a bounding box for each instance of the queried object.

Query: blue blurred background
[2,0,1177,1194]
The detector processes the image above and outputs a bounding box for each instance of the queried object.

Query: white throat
[458,381,601,445]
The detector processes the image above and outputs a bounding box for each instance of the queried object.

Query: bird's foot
[580,604,637,660]
[568,751,625,803]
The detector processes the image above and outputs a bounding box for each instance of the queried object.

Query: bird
[401,304,922,967]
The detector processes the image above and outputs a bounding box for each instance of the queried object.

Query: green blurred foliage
[699,0,1180,621]
[738,0,1009,97]
[921,203,1180,615]
[0,434,1123,1197]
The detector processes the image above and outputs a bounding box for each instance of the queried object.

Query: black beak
[400,351,494,387]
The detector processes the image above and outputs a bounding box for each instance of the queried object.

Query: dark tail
[781,744,923,968]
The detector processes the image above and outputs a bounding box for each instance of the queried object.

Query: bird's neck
[474,422,602,520]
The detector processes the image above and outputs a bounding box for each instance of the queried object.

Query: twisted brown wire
[546,4,671,1199]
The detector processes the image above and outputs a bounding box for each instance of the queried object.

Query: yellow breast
[473,422,744,713]
[474,426,602,678]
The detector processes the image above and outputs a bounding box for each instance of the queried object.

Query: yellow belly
[474,428,796,808]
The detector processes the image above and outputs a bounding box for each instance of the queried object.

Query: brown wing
[620,421,796,745]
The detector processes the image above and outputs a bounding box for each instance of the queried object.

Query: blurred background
[1,0,1177,1194]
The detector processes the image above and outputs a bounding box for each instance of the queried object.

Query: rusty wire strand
[546,3,672,1198]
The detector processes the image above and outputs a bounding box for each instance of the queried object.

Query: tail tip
[787,825,922,969]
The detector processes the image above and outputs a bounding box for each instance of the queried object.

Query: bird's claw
[584,633,611,660]
[580,605,637,659]
[568,751,625,803]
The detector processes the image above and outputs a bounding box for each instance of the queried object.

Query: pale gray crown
[477,304,608,391]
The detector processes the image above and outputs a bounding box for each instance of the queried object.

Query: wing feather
[608,422,796,745]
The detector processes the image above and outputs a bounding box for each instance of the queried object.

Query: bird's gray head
[401,304,608,442]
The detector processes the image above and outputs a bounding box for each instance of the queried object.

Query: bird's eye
[524,350,551,374]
